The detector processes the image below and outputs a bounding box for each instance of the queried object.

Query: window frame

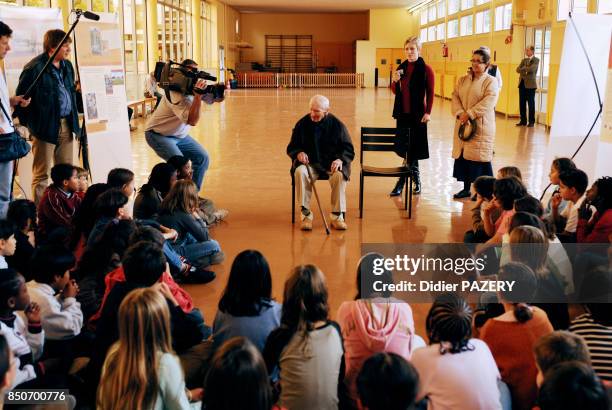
[475,9,490,34]
[494,3,512,31]
[447,18,459,38]
[459,13,473,36]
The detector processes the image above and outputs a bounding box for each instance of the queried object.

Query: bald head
[309,95,330,122]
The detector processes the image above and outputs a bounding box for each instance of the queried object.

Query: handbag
[0,98,31,162]
[458,117,477,141]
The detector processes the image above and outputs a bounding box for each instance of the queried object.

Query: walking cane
[306,166,330,235]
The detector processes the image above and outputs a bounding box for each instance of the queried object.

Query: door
[525,25,551,125]
[375,48,404,87]
[376,48,392,87]
[218,46,225,83]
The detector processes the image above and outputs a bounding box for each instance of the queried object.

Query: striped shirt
[569,313,612,381]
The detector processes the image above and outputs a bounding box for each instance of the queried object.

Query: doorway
[525,25,551,125]
[375,48,404,87]
[218,46,225,83]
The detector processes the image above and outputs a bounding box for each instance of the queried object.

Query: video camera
[154,60,225,104]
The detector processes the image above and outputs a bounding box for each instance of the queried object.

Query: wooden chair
[359,127,413,219]
[291,160,329,223]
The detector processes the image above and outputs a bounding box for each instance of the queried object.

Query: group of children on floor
[0,156,609,409]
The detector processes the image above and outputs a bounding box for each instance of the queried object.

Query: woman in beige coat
[451,49,499,199]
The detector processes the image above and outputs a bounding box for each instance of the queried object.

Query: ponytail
[513,303,533,323]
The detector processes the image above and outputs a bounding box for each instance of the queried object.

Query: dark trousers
[396,115,420,174]
[519,82,536,124]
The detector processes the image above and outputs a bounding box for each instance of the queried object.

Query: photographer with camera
[144,59,216,192]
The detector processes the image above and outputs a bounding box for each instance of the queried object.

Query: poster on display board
[0,6,63,198]
[601,34,612,145]
[74,11,132,183]
[546,13,612,188]
[0,6,62,95]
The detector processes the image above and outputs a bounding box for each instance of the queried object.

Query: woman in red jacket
[389,36,435,196]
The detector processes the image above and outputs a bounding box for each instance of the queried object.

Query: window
[476,0,489,4]
[460,14,473,35]
[475,10,490,33]
[421,10,428,25]
[448,0,460,14]
[420,27,428,42]
[92,0,105,11]
[572,0,588,14]
[599,0,612,13]
[428,25,436,41]
[437,22,446,40]
[448,18,459,38]
[157,0,193,63]
[428,4,437,21]
[558,0,588,20]
[461,0,473,10]
[557,0,570,19]
[24,0,52,6]
[495,3,512,31]
[438,0,446,18]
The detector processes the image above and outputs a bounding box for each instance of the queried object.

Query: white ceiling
[226,0,423,13]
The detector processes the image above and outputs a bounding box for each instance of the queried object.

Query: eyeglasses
[470,59,485,64]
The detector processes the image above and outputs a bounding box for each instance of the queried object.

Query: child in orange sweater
[480,262,554,410]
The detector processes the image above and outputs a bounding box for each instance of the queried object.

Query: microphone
[73,9,101,20]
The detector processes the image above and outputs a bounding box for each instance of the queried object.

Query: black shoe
[413,179,421,194]
[178,266,216,284]
[389,178,405,197]
[527,123,535,127]
[515,122,527,126]
[453,189,471,199]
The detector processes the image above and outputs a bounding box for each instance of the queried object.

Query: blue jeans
[162,241,184,274]
[0,161,13,219]
[173,234,221,268]
[145,130,209,191]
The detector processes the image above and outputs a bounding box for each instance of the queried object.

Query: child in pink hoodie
[337,253,417,406]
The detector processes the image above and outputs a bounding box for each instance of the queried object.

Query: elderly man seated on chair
[287,95,355,231]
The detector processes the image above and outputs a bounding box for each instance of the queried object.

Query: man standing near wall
[516,45,539,127]
[15,30,80,203]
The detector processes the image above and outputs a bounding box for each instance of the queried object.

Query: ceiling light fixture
[407,0,435,14]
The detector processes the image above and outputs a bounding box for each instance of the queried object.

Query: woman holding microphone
[390,36,435,196]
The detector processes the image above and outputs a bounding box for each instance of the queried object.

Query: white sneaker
[300,211,313,231]
[330,213,347,230]
[213,209,229,221]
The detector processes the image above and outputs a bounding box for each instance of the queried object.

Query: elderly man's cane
[306,166,330,235]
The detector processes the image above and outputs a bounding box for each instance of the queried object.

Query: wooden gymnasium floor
[128,87,551,334]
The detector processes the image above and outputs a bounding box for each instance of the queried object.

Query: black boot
[453,180,471,199]
[390,177,405,197]
[412,172,421,194]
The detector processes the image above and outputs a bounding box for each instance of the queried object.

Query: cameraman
[145,59,210,191]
